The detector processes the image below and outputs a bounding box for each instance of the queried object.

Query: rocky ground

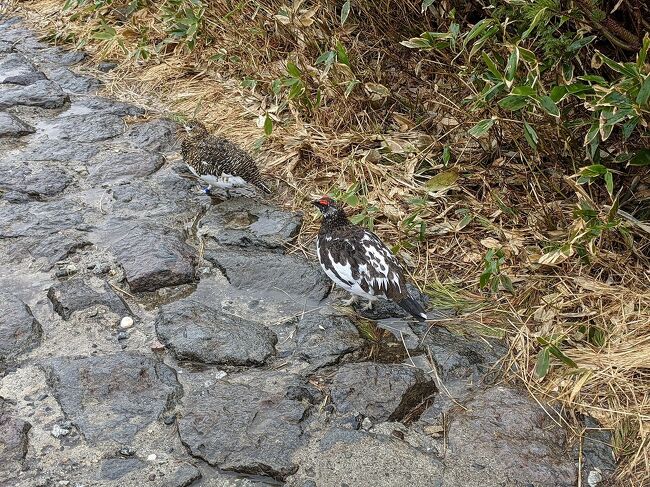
[0,16,617,487]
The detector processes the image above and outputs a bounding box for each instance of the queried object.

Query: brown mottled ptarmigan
[313,195,427,321]
[180,120,270,197]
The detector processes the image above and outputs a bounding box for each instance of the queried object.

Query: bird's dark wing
[323,226,408,300]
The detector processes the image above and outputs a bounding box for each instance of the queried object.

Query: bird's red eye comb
[318,196,331,206]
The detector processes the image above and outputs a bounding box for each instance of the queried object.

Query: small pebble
[588,468,603,486]
[150,339,165,351]
[98,61,117,72]
[117,331,128,341]
[51,424,70,438]
[120,316,134,329]
[119,447,135,457]
[148,474,156,481]
[361,417,373,431]
[58,481,70,486]
[146,454,157,462]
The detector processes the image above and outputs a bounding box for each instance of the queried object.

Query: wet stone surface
[103,221,198,292]
[43,353,181,446]
[178,370,309,481]
[0,160,72,199]
[0,111,34,137]
[47,277,131,320]
[0,292,42,369]
[0,52,46,85]
[328,362,436,422]
[204,246,330,301]
[199,198,303,249]
[0,79,68,109]
[0,16,613,487]
[155,300,277,365]
[0,399,32,483]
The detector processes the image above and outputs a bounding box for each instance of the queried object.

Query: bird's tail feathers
[397,295,427,322]
[255,179,272,194]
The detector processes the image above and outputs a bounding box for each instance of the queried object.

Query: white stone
[119,316,134,329]
[146,453,157,462]
[51,424,70,438]
[588,468,603,486]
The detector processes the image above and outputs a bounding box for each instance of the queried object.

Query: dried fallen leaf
[425,169,459,191]
[538,247,573,265]
[480,237,501,249]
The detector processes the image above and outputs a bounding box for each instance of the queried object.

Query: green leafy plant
[535,336,578,379]
[479,247,514,294]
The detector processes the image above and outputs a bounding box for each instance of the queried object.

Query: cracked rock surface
[0,16,615,487]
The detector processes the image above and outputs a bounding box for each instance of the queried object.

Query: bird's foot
[342,295,359,307]
[362,299,375,311]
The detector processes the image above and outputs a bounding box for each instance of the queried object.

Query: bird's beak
[311,199,321,207]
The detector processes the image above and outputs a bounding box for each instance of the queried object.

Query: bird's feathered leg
[362,298,376,311]
[342,295,359,306]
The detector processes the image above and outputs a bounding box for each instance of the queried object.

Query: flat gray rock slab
[287,428,444,487]
[204,247,329,301]
[43,353,181,446]
[0,79,68,109]
[5,231,90,271]
[178,371,308,480]
[0,112,34,137]
[328,362,435,422]
[120,119,179,153]
[0,292,42,365]
[42,65,101,94]
[0,399,32,483]
[0,199,88,237]
[442,385,577,487]
[0,52,46,85]
[10,139,100,163]
[160,463,202,487]
[155,300,277,365]
[99,457,145,481]
[105,221,197,292]
[87,148,164,184]
[411,324,504,381]
[0,161,72,199]
[33,46,86,66]
[47,277,131,320]
[199,198,302,249]
[276,313,363,369]
[102,163,206,220]
[39,112,125,143]
[64,96,144,117]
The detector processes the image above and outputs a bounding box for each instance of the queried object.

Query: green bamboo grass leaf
[340,0,350,25]
[636,76,650,106]
[523,121,538,151]
[535,347,550,378]
[468,118,495,138]
[539,95,560,117]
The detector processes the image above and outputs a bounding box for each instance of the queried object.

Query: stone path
[0,16,615,487]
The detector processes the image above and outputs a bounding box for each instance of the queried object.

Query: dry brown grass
[15,0,650,484]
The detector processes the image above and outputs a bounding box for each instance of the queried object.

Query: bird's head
[182,120,209,138]
[312,195,344,219]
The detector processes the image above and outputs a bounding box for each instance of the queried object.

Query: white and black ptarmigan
[180,120,271,197]
[313,195,428,321]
